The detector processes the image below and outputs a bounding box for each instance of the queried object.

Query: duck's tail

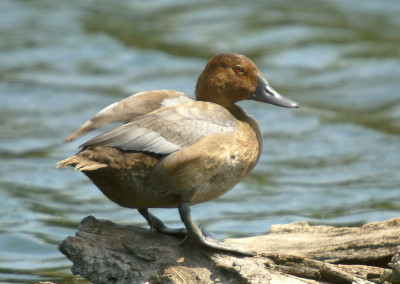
[56,152,108,171]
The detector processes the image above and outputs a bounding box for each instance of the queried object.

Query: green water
[1,0,399,282]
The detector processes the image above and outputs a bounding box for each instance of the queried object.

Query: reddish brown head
[196,53,298,109]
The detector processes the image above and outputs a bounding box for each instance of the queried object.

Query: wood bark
[59,216,400,284]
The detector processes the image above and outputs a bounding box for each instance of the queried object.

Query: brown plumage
[58,53,298,255]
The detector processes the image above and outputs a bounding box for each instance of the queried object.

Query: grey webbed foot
[178,203,256,256]
[138,209,187,238]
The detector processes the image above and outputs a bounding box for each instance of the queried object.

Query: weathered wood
[228,219,400,264]
[59,216,400,283]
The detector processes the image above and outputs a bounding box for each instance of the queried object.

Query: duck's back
[64,90,193,143]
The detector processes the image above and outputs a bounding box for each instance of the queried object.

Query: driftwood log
[59,216,400,283]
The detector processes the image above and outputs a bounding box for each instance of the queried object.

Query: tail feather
[56,155,107,171]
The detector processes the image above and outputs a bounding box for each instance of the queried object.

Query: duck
[57,53,298,255]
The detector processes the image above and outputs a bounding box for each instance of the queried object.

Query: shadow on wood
[59,216,400,283]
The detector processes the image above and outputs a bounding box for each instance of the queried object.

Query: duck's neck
[228,104,264,160]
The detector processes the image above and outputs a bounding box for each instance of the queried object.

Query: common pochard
[58,53,298,255]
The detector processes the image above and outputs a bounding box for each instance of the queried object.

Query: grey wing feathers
[83,122,181,154]
[81,101,237,155]
[64,90,193,142]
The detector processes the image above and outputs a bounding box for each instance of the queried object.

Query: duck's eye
[233,65,245,74]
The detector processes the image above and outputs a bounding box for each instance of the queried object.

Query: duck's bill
[251,75,299,108]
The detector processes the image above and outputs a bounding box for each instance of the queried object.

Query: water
[1,0,399,282]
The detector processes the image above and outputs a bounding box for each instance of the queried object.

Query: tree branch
[59,216,400,283]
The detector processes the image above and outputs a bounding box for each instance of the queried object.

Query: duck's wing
[64,90,193,143]
[80,101,237,155]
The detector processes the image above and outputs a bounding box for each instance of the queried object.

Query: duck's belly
[85,150,255,208]
[79,149,180,209]
[84,166,182,209]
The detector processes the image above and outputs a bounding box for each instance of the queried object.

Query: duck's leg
[138,208,187,238]
[178,202,255,256]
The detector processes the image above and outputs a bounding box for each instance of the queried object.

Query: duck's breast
[147,120,260,205]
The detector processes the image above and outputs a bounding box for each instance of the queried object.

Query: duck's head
[196,53,298,109]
